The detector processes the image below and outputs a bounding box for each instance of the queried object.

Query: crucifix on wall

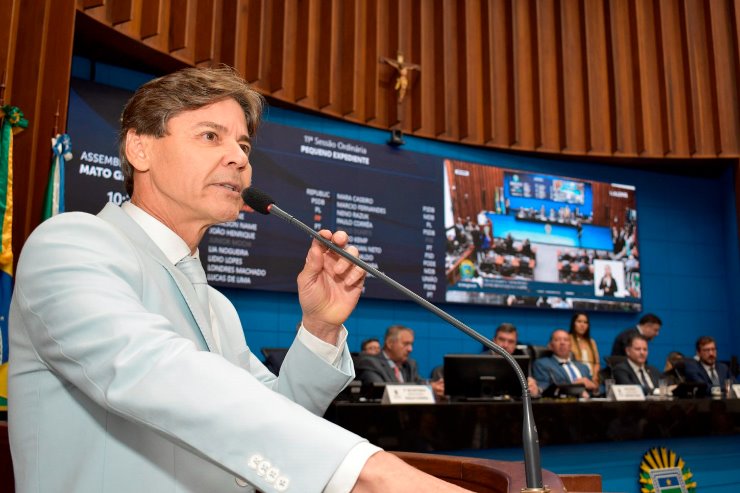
[380,51,420,145]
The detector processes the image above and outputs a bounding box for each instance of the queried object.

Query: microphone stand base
[520,487,551,493]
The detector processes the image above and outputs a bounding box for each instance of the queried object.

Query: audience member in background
[532,329,598,396]
[360,337,381,356]
[486,323,540,397]
[612,333,661,395]
[611,313,662,356]
[684,336,736,393]
[662,351,686,385]
[356,325,445,397]
[568,312,601,385]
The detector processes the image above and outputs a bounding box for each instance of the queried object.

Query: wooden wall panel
[583,0,613,155]
[111,0,133,25]
[240,0,262,83]
[139,0,161,39]
[635,0,666,156]
[65,0,740,161]
[609,0,641,156]
[512,0,538,150]
[408,0,422,132]
[660,0,693,156]
[684,0,719,157]
[536,0,561,153]
[0,0,19,98]
[168,0,188,52]
[560,0,587,154]
[6,0,76,266]
[217,0,238,67]
[709,0,740,156]
[441,0,460,140]
[194,0,215,64]
[489,0,513,148]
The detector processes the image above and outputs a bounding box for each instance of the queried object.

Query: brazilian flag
[0,104,28,411]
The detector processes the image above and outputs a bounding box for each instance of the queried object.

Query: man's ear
[125,129,151,172]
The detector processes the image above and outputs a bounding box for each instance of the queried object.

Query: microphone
[241,187,544,490]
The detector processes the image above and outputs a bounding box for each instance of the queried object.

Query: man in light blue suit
[9,67,470,493]
[532,329,598,397]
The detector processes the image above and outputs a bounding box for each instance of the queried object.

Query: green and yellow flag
[0,104,28,410]
[42,133,71,220]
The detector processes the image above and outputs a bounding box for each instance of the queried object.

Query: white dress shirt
[121,202,379,492]
[554,356,583,382]
[627,358,655,390]
[701,361,720,385]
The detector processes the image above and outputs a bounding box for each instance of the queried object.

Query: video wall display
[65,76,642,312]
[444,160,641,312]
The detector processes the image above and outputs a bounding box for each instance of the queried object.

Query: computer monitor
[444,354,530,400]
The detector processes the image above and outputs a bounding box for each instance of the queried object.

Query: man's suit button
[248,454,263,469]
[235,477,249,487]
[274,476,290,491]
[266,467,280,483]
[257,460,271,476]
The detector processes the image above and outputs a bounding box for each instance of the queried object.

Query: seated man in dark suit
[611,312,662,356]
[661,351,686,385]
[532,329,598,397]
[360,337,381,356]
[485,323,539,397]
[612,333,662,396]
[356,325,445,397]
[684,335,736,394]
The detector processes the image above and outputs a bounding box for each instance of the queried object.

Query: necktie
[176,256,219,351]
[639,368,651,393]
[177,256,210,313]
[710,367,720,386]
[393,365,404,383]
[563,361,578,382]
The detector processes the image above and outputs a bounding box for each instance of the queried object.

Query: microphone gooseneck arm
[262,200,544,490]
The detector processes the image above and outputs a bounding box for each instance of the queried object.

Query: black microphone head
[241,187,274,215]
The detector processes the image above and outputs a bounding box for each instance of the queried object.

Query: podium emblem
[639,448,696,493]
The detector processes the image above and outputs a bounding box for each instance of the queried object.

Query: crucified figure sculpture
[380,52,420,104]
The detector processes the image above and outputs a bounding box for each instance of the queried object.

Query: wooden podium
[392,451,602,493]
[0,422,600,492]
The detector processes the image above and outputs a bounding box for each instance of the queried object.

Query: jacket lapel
[97,203,219,353]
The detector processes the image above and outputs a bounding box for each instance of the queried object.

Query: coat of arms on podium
[639,448,696,493]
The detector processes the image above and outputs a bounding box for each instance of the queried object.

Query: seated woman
[569,312,601,386]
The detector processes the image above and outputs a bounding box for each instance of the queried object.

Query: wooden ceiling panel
[70,0,740,160]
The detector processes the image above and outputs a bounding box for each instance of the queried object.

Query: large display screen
[202,124,446,301]
[444,159,640,311]
[65,76,642,312]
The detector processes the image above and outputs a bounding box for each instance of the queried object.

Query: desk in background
[325,398,740,452]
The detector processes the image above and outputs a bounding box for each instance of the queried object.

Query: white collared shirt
[701,361,720,384]
[627,358,655,389]
[554,356,583,381]
[121,202,379,492]
[381,350,404,382]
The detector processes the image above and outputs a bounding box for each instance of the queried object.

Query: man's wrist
[302,317,342,345]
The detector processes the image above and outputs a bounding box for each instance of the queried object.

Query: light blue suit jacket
[9,203,366,492]
[532,355,592,391]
